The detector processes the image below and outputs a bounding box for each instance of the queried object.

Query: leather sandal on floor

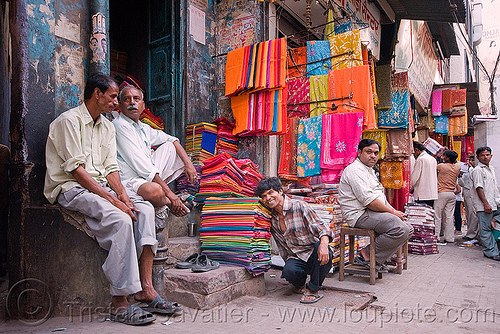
[138,295,182,315]
[300,293,324,304]
[191,254,220,272]
[175,253,199,269]
[109,304,155,325]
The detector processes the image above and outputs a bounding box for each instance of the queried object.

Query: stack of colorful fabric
[139,108,164,130]
[405,203,438,255]
[186,123,217,164]
[199,197,272,275]
[195,153,263,203]
[214,118,239,157]
[175,164,202,195]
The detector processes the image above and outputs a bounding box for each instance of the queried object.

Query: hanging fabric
[435,115,449,134]
[307,40,332,76]
[380,161,404,189]
[362,129,388,159]
[310,75,329,116]
[328,29,362,70]
[287,46,307,79]
[287,77,310,117]
[297,115,322,177]
[378,72,409,129]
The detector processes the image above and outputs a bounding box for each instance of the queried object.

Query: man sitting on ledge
[255,177,333,304]
[339,138,413,272]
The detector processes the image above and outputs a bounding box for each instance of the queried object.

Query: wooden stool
[395,241,409,274]
[339,226,381,285]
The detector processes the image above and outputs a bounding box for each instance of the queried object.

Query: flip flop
[175,253,199,269]
[109,304,155,325]
[138,295,182,315]
[191,254,220,272]
[300,293,324,304]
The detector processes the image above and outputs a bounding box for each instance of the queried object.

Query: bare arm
[366,198,407,221]
[173,141,197,185]
[152,173,189,216]
[72,167,138,221]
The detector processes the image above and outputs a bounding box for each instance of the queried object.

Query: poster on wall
[395,20,438,108]
[190,5,206,45]
[476,1,500,114]
[334,0,381,60]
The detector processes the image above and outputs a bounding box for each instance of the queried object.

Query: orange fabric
[231,94,250,135]
[287,46,307,79]
[225,47,246,96]
[448,114,468,136]
[279,38,287,87]
[327,65,377,130]
[380,161,404,189]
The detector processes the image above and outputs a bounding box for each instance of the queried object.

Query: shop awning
[427,22,460,57]
[376,0,466,23]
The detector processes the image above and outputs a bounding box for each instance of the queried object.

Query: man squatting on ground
[339,138,413,272]
[44,73,180,326]
[255,177,334,304]
[113,85,197,218]
[470,146,500,261]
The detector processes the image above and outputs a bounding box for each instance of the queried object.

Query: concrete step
[163,266,265,309]
[165,236,201,267]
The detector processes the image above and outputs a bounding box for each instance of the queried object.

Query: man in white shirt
[471,147,500,261]
[411,141,438,207]
[339,139,412,272]
[113,86,197,217]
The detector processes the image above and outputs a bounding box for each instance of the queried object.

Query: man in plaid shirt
[255,177,333,304]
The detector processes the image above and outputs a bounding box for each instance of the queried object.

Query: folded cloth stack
[199,197,272,276]
[140,108,164,130]
[195,153,263,203]
[214,117,239,157]
[186,122,218,165]
[405,203,438,255]
[175,164,202,196]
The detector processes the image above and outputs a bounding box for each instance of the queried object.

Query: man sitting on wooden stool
[255,177,333,304]
[339,138,413,272]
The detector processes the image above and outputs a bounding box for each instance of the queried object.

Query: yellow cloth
[363,129,388,159]
[453,141,462,161]
[310,75,329,116]
[328,30,363,70]
[380,161,404,189]
[448,113,468,136]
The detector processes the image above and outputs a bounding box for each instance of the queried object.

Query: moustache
[127,105,139,111]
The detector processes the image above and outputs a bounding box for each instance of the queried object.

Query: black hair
[84,73,117,100]
[254,177,283,198]
[444,150,458,163]
[413,141,426,151]
[358,138,381,151]
[476,146,492,156]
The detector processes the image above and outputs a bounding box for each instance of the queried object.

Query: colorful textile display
[380,161,403,189]
[375,64,392,109]
[441,90,453,114]
[435,115,449,134]
[405,203,438,255]
[225,38,287,97]
[176,164,202,196]
[195,153,263,203]
[448,114,467,136]
[307,40,332,76]
[431,90,443,117]
[362,129,388,159]
[140,108,164,130]
[310,75,329,116]
[386,158,411,211]
[278,117,308,181]
[321,112,364,171]
[385,129,412,159]
[287,46,307,79]
[327,65,377,130]
[186,123,217,165]
[287,77,310,117]
[452,140,462,162]
[213,118,239,157]
[378,72,409,129]
[328,29,362,70]
[297,115,322,177]
[200,197,272,275]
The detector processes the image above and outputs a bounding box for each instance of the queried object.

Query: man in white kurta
[113,86,197,217]
[411,141,438,207]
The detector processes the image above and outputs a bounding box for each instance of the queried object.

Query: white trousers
[434,192,456,242]
[57,184,157,296]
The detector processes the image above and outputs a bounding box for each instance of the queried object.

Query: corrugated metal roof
[381,0,466,23]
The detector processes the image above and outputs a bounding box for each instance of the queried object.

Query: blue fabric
[435,115,449,134]
[334,20,352,35]
[307,41,332,76]
[296,115,322,177]
[378,90,409,129]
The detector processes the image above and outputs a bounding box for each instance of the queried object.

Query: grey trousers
[434,192,456,242]
[477,210,500,258]
[57,185,157,296]
[355,209,413,264]
[463,189,479,239]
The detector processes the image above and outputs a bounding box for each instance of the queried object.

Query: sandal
[109,304,155,325]
[191,254,220,272]
[300,293,324,304]
[175,253,199,269]
[138,295,182,315]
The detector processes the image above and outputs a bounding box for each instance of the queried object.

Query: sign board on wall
[334,0,381,60]
[395,20,438,108]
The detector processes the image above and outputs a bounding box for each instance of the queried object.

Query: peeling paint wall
[25,0,89,204]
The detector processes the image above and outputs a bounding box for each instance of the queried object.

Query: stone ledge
[165,236,201,266]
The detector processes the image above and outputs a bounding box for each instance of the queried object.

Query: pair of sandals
[110,295,182,326]
[175,253,220,272]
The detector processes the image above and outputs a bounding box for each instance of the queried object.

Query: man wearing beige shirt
[339,139,412,272]
[434,150,461,243]
[411,142,438,207]
[44,73,180,325]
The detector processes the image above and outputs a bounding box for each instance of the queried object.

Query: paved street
[1,238,498,333]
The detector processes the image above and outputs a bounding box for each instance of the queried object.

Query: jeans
[477,210,500,258]
[281,241,333,292]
